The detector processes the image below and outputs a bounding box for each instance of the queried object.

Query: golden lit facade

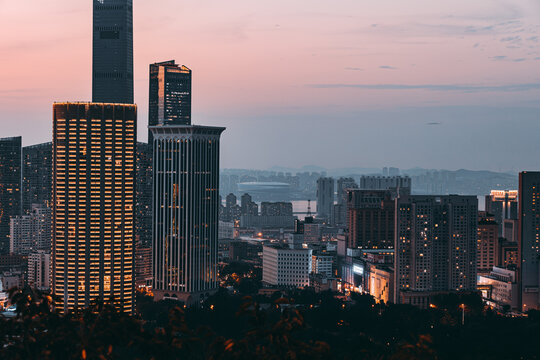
[52,102,136,313]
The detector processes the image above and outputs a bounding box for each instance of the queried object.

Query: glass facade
[92,0,134,104]
[151,125,224,303]
[148,61,192,143]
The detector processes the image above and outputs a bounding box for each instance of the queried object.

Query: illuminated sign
[353,264,364,275]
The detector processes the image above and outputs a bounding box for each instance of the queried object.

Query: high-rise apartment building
[346,190,395,249]
[148,61,192,143]
[518,172,540,311]
[0,137,22,254]
[52,102,136,313]
[394,195,478,306]
[151,124,225,304]
[135,142,153,246]
[317,177,334,220]
[28,250,51,291]
[92,0,134,104]
[22,142,52,213]
[10,204,51,255]
[485,190,518,233]
[477,212,499,275]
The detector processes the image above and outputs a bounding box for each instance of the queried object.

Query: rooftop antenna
[307,199,312,217]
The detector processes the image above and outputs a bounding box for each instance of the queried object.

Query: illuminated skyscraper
[0,137,22,254]
[151,124,224,304]
[148,61,192,143]
[518,172,540,311]
[52,102,136,313]
[92,0,134,104]
[485,190,518,233]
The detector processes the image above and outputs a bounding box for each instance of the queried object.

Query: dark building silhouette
[52,102,136,313]
[347,190,395,249]
[135,142,152,247]
[518,172,540,311]
[92,0,134,104]
[151,125,225,304]
[0,136,22,254]
[148,61,192,143]
[22,142,52,212]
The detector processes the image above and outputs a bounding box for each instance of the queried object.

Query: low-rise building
[478,267,519,310]
[262,245,312,287]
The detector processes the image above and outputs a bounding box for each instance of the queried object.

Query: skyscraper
[22,142,52,213]
[151,124,225,304]
[485,190,518,233]
[92,0,134,104]
[518,172,540,311]
[395,195,478,306]
[0,137,22,254]
[148,61,192,143]
[317,177,334,220]
[52,102,136,313]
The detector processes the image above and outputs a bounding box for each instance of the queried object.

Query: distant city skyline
[1,0,540,171]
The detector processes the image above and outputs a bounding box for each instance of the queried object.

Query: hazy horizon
[1,0,540,172]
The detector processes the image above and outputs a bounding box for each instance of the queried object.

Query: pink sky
[1,0,540,170]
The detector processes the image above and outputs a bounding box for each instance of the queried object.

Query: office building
[312,254,333,278]
[317,177,334,220]
[52,102,136,313]
[478,267,519,311]
[28,250,51,291]
[346,190,395,249]
[518,172,540,311]
[151,124,225,304]
[477,212,499,275]
[10,204,51,255]
[135,142,152,246]
[148,61,191,143]
[485,190,518,233]
[0,137,22,254]
[395,195,478,306]
[262,245,312,287]
[92,0,134,104]
[218,221,234,239]
[22,142,52,213]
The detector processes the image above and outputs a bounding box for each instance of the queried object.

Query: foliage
[1,287,540,359]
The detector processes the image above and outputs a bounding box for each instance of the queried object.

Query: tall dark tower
[92,0,134,104]
[0,137,22,254]
[148,61,192,143]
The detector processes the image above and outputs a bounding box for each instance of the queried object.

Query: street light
[460,304,465,325]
